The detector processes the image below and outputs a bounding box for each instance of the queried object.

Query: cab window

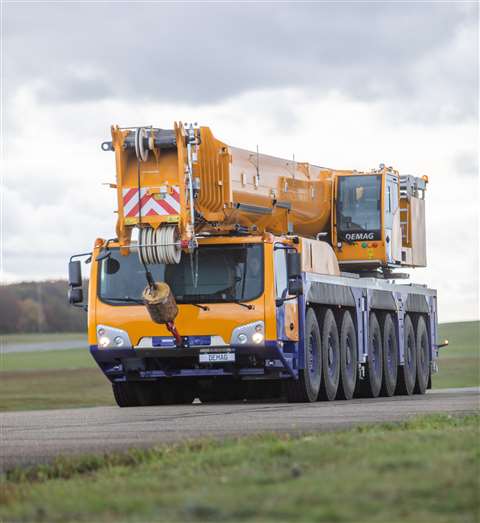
[274,248,288,300]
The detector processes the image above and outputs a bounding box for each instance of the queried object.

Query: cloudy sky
[2,1,478,322]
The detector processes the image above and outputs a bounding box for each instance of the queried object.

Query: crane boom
[103,123,428,272]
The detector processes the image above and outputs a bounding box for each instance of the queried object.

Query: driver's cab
[332,166,427,271]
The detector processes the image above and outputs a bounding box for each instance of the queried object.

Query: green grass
[0,368,115,411]
[1,332,85,344]
[433,321,479,389]
[0,348,93,372]
[0,348,115,411]
[1,414,478,523]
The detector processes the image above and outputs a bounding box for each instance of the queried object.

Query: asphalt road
[1,387,478,471]
[3,338,86,354]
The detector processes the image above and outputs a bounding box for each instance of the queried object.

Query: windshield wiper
[191,303,210,311]
[103,297,144,304]
[232,300,255,310]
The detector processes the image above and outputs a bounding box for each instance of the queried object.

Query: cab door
[274,247,299,341]
[384,174,401,264]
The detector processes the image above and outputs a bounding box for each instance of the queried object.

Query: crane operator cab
[332,165,428,273]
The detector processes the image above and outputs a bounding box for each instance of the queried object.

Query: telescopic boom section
[104,122,428,271]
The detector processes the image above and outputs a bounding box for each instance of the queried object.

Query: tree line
[0,280,87,334]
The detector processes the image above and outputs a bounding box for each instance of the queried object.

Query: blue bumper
[90,341,297,382]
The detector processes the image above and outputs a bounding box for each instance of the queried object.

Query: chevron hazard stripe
[122,186,181,217]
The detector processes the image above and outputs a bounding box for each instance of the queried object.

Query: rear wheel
[397,314,417,395]
[285,307,322,403]
[337,310,357,400]
[319,308,340,401]
[381,313,398,397]
[359,312,383,398]
[415,315,430,395]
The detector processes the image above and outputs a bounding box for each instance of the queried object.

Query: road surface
[3,338,86,354]
[1,387,478,471]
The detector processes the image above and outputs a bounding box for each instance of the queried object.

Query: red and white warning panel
[122,186,181,217]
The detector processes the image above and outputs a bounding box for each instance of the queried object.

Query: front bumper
[90,341,297,381]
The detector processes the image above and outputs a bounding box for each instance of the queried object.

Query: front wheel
[285,307,322,403]
[112,382,143,407]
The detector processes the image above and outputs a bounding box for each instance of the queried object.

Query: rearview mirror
[286,251,303,297]
[68,286,83,305]
[68,261,82,287]
[288,278,303,297]
[286,251,301,279]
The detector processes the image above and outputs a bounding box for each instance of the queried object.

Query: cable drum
[134,127,149,162]
[138,225,181,265]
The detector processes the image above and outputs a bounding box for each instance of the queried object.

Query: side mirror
[68,286,83,305]
[68,261,82,287]
[286,251,303,297]
[286,251,301,279]
[288,278,303,297]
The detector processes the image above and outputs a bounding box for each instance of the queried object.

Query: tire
[359,312,383,398]
[113,381,192,407]
[415,315,430,395]
[380,313,398,397]
[319,308,340,401]
[112,382,142,407]
[337,310,357,400]
[397,314,417,395]
[285,307,322,402]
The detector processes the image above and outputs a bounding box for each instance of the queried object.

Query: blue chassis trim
[90,339,298,382]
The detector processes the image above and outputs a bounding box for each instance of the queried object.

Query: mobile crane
[68,123,439,405]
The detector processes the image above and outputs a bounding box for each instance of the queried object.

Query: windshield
[337,175,381,241]
[98,243,264,305]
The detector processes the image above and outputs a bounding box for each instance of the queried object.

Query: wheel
[319,308,340,401]
[112,382,142,407]
[285,307,322,402]
[397,314,417,395]
[243,381,280,402]
[415,315,430,394]
[198,379,239,403]
[359,312,383,398]
[337,310,357,400]
[113,381,192,407]
[381,313,398,397]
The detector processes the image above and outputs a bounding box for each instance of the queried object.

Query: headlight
[252,332,264,344]
[96,325,132,349]
[230,321,265,345]
[98,336,111,348]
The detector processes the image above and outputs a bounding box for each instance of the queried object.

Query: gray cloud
[5,2,478,122]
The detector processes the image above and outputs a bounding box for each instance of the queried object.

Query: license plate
[199,352,235,363]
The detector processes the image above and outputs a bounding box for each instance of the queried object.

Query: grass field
[0,321,478,412]
[1,414,478,523]
[433,321,480,389]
